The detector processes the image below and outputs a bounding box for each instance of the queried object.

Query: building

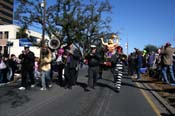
[0,24,49,57]
[0,0,14,25]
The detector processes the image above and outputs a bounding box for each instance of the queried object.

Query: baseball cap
[24,45,30,49]
[90,45,96,48]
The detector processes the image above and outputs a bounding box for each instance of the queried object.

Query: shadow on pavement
[100,75,162,92]
[100,78,113,83]
[0,89,30,108]
[161,113,175,116]
[122,76,132,80]
[96,82,120,93]
[76,82,88,91]
[122,81,163,92]
[135,80,159,84]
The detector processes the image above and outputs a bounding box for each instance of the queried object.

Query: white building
[0,24,49,57]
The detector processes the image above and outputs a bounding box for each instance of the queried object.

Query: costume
[100,35,119,58]
[111,46,124,92]
[56,48,66,87]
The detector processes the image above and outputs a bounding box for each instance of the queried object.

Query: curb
[142,83,175,115]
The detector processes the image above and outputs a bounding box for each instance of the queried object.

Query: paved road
[0,66,171,116]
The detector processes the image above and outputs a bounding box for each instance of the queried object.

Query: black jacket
[20,51,35,70]
[65,48,81,69]
[86,52,101,67]
[111,53,124,67]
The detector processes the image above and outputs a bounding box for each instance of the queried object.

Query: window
[4,31,9,39]
[0,17,13,24]
[1,10,13,17]
[4,0,14,5]
[2,4,13,11]
[4,46,8,57]
[0,32,3,39]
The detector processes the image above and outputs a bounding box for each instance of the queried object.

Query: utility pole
[126,32,129,75]
[41,0,46,47]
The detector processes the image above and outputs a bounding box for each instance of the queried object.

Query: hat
[165,42,171,47]
[90,45,96,48]
[58,48,64,54]
[111,34,117,39]
[24,45,29,49]
[108,39,113,44]
[116,46,123,52]
[67,41,73,46]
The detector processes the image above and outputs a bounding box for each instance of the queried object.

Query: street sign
[19,38,37,47]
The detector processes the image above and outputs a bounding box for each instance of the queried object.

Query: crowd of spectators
[0,41,175,90]
[128,42,175,84]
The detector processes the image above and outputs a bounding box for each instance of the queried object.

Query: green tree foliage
[14,0,112,52]
[16,25,28,39]
[144,44,158,53]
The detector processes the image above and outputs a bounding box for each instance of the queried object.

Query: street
[0,66,171,116]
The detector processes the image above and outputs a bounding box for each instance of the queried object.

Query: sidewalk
[0,73,21,86]
[132,73,175,114]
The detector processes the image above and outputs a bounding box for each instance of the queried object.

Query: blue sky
[109,0,175,54]
[14,0,175,54]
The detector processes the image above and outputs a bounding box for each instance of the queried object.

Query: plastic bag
[0,60,7,69]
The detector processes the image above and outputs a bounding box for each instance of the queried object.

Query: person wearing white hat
[90,45,96,48]
[85,45,101,90]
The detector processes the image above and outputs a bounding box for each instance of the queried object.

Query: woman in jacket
[39,46,52,90]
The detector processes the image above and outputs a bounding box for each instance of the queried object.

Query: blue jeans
[136,67,141,79]
[162,65,175,83]
[41,70,51,88]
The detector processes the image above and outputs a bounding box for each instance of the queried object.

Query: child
[34,57,40,80]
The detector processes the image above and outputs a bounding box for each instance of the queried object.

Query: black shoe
[115,89,120,93]
[114,86,120,93]
[68,86,72,89]
[91,86,95,89]
[98,77,102,79]
[85,87,91,92]
[64,85,68,89]
[85,88,91,92]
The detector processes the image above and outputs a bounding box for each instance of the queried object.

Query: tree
[14,0,112,52]
[16,25,28,39]
[144,44,158,53]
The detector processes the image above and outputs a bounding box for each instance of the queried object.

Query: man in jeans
[18,46,35,90]
[160,42,175,84]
